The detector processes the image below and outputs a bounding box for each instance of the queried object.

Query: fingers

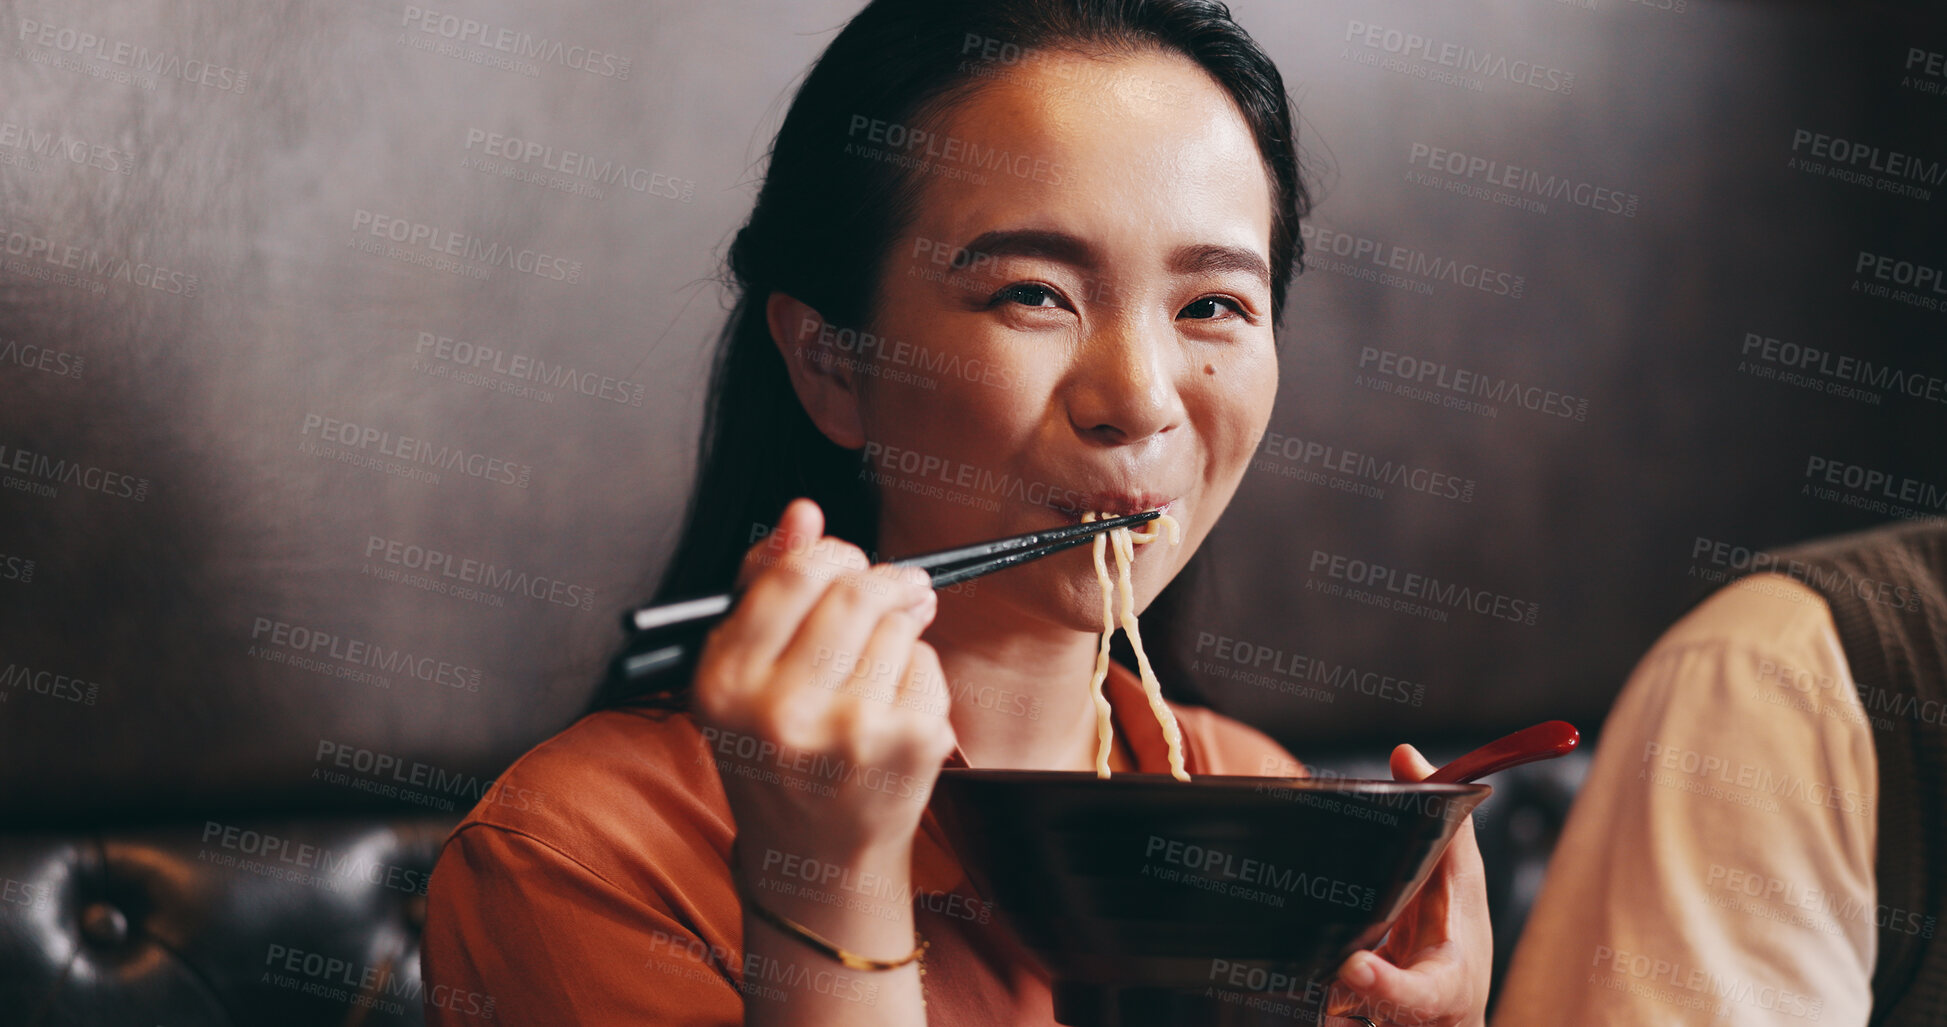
[703,500,875,685]
[1390,743,1436,783]
[1331,943,1467,1025]
[734,498,822,590]
[1336,741,1492,1026]
[894,640,957,765]
[769,562,932,705]
[770,572,934,737]
[701,498,940,743]
[1390,741,1485,874]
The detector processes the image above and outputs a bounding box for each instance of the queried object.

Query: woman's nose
[1064,315,1184,446]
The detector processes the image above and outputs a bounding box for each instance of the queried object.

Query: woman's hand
[1328,744,1492,1027]
[692,497,957,892]
[694,498,952,1025]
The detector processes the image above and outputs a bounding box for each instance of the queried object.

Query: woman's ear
[766,292,866,449]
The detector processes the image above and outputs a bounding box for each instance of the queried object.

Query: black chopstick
[609,509,1161,682]
[620,509,1161,636]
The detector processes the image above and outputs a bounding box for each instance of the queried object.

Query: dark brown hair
[589,0,1311,712]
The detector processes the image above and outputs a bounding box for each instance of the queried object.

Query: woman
[421,1,1491,1024]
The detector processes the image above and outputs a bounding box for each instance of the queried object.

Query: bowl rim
[936,767,1491,796]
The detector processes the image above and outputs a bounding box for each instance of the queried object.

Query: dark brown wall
[0,0,1941,820]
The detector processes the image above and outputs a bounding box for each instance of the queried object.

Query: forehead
[904,48,1274,258]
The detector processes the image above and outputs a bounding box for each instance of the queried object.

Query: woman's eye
[1179,296,1245,320]
[992,283,1062,309]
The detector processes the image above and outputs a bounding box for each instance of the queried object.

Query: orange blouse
[421,661,1299,1026]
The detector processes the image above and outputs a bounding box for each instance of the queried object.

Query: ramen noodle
[1081,511,1187,781]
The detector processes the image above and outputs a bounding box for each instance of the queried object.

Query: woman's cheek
[1196,359,1277,486]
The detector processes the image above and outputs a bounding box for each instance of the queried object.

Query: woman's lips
[1045,493,1178,523]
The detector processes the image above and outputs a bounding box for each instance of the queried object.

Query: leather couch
[0,748,1588,1026]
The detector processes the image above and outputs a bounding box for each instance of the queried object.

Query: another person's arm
[1494,576,1877,1025]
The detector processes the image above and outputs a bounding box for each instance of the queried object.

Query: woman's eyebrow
[953,229,1269,290]
[956,228,1101,272]
[1169,243,1270,289]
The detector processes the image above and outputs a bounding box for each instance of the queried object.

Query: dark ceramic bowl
[932,769,1490,1027]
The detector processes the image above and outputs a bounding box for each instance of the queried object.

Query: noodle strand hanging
[1081,511,1186,780]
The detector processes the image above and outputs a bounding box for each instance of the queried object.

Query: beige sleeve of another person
[1494,574,1878,1026]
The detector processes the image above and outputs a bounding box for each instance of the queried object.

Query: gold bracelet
[738,883,927,972]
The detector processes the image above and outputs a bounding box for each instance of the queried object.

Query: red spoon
[1424,720,1580,785]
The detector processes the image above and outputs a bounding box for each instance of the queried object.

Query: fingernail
[1341,955,1376,989]
[909,582,938,613]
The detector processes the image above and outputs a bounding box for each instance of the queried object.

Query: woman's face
[846,48,1280,632]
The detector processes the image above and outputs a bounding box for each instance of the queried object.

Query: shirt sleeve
[1494,575,1878,1026]
[421,821,744,1027]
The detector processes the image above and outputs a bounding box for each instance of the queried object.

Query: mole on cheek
[1203,364,1215,375]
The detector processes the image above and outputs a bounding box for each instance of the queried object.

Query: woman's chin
[1007,563,1161,635]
